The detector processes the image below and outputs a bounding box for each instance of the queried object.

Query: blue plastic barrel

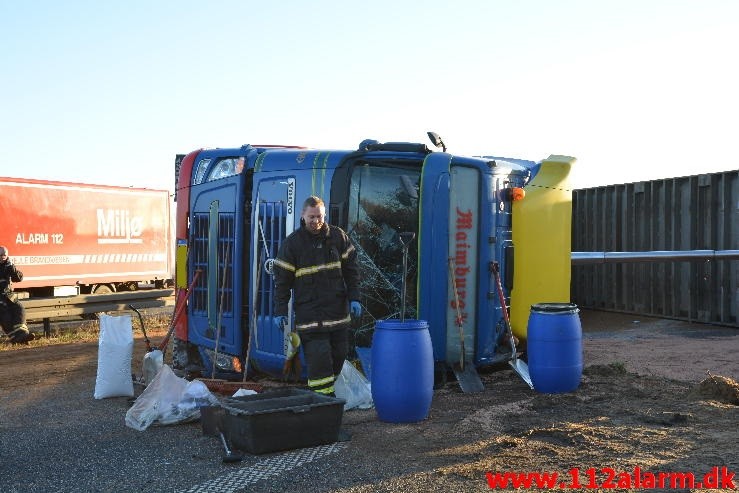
[371,319,434,423]
[527,303,583,393]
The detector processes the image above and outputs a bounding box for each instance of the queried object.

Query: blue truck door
[187,168,245,361]
[248,176,297,376]
[417,153,452,362]
[418,155,484,366]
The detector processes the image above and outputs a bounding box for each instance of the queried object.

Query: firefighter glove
[274,316,288,331]
[350,301,362,319]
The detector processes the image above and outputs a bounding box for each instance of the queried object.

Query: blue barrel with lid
[527,303,583,393]
[371,319,433,423]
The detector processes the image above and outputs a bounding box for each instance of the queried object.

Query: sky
[2,1,737,193]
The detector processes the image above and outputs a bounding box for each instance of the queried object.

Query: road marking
[181,442,348,493]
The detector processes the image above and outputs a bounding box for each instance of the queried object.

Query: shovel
[397,232,416,322]
[217,429,243,463]
[491,262,534,389]
[129,304,164,386]
[448,258,485,393]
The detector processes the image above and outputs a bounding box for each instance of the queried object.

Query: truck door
[417,154,481,365]
[417,153,451,361]
[248,177,297,376]
[187,157,246,360]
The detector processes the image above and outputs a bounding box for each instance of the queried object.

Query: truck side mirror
[426,131,447,152]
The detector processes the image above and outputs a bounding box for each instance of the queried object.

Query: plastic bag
[94,314,134,399]
[334,360,373,410]
[175,380,221,421]
[232,388,258,397]
[125,364,220,431]
[142,349,164,386]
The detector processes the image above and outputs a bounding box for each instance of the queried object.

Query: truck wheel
[172,338,204,378]
[81,284,115,319]
[92,284,114,295]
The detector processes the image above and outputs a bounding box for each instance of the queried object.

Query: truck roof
[0,176,169,193]
[190,141,536,176]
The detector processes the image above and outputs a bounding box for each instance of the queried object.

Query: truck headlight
[203,348,242,373]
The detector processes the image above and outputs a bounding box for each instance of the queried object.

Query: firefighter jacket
[0,259,23,297]
[273,223,360,332]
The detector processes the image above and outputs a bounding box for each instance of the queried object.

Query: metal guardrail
[572,171,738,327]
[20,289,175,321]
[571,249,739,265]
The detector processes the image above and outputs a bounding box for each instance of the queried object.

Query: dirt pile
[690,373,739,405]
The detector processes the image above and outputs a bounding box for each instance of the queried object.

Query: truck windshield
[346,164,420,345]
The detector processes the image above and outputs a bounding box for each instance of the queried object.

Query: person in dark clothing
[0,246,33,344]
[273,196,361,396]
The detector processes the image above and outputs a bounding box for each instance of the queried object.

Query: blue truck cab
[172,135,574,381]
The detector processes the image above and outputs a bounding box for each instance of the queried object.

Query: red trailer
[0,177,173,296]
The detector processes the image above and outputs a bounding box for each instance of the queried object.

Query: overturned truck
[171,133,575,383]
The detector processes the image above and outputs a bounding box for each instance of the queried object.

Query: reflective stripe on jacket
[273,223,360,332]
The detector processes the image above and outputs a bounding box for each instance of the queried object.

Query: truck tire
[92,284,114,295]
[80,284,116,319]
[172,337,204,378]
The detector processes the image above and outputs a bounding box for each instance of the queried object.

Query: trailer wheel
[92,284,114,295]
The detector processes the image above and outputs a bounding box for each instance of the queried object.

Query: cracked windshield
[346,164,420,347]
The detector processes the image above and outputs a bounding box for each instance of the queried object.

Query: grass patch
[0,311,172,351]
[608,361,627,373]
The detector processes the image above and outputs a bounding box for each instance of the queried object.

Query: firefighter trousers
[0,296,27,335]
[300,328,348,396]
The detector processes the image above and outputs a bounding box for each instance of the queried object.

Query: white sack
[94,314,134,399]
[334,360,373,410]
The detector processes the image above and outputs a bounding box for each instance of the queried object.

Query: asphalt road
[0,373,358,493]
[1,310,737,492]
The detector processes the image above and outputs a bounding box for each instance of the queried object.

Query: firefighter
[0,246,33,344]
[273,196,361,397]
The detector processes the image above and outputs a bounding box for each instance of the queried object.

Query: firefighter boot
[8,324,34,344]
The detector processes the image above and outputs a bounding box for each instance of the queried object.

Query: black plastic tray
[219,388,345,454]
